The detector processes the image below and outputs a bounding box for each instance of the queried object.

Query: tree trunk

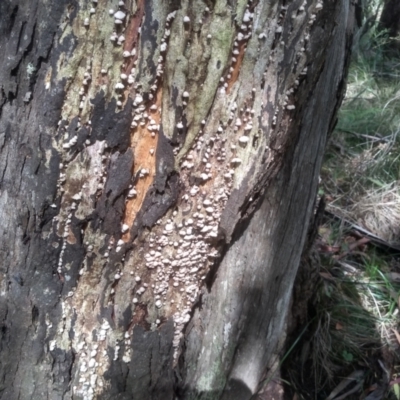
[380,0,400,42]
[0,1,357,399]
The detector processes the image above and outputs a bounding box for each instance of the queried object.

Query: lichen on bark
[0,0,358,399]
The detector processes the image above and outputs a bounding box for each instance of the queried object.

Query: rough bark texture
[0,1,357,399]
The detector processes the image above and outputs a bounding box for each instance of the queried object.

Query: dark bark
[0,1,357,399]
[380,0,400,40]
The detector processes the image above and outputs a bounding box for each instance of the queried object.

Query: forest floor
[266,25,400,400]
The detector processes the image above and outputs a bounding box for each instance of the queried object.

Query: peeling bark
[0,0,358,399]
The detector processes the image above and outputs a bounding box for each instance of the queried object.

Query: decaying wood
[0,0,357,399]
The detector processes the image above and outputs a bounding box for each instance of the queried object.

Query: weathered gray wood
[0,0,357,399]
[180,4,355,397]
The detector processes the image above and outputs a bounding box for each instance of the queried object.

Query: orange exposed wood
[122,88,162,241]
[227,42,246,93]
[123,0,145,74]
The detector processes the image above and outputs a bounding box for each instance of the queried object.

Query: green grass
[323,6,400,198]
[283,243,400,399]
[321,25,400,245]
